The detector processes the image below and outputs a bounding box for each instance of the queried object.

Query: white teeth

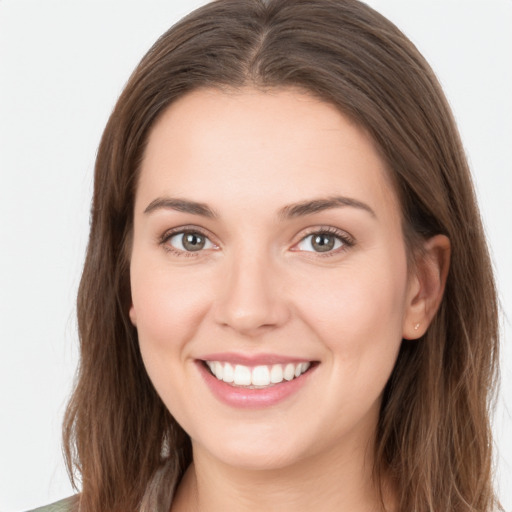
[234,365,252,386]
[222,363,234,383]
[283,363,295,381]
[213,361,223,380]
[270,364,283,383]
[205,360,312,387]
[251,365,270,386]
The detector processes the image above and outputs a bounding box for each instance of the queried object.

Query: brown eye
[311,234,336,252]
[168,231,214,252]
[296,231,346,253]
[182,233,206,251]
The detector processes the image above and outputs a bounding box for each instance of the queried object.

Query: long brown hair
[63,1,501,510]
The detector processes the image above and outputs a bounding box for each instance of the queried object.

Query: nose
[213,250,290,337]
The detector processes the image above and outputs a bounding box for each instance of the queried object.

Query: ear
[129,304,137,327]
[402,234,450,340]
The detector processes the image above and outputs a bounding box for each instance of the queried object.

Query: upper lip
[198,352,315,366]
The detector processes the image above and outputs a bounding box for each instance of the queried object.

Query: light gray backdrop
[1,1,510,511]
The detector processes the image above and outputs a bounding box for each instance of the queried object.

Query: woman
[29,0,501,510]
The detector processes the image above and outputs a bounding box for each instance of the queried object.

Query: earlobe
[402,234,451,340]
[129,304,137,327]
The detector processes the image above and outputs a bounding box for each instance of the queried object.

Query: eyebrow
[144,197,218,218]
[277,196,376,220]
[143,195,376,219]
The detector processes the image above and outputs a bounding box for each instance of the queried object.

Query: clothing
[27,459,180,511]
[26,496,76,512]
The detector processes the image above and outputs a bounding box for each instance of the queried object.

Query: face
[129,87,420,471]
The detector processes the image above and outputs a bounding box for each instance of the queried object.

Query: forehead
[137,87,400,224]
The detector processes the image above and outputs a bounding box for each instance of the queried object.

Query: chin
[192,425,312,471]
[209,445,302,471]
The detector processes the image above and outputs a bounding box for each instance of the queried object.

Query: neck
[171,436,393,512]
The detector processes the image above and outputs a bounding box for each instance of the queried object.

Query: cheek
[288,256,409,436]
[130,260,216,423]
[130,259,212,360]
[296,252,409,375]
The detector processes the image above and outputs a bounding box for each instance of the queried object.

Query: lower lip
[196,361,316,409]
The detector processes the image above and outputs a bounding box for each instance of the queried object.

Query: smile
[205,361,311,388]
[197,356,317,408]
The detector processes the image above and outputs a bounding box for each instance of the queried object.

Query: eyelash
[295,226,355,257]
[159,225,355,258]
[160,226,215,258]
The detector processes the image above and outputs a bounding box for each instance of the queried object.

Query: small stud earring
[414,323,420,331]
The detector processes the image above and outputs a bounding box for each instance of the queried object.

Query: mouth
[196,353,319,408]
[202,360,315,389]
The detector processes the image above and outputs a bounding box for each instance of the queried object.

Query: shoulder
[25,496,77,512]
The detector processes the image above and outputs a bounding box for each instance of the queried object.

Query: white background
[0,1,510,511]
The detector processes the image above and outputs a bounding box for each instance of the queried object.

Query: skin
[129,87,450,512]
